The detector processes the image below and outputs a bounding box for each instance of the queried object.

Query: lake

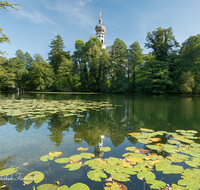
[0,92,200,190]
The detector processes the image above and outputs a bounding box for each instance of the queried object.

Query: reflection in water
[94,135,105,157]
[1,94,200,149]
[0,156,15,190]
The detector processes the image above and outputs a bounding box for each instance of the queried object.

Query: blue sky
[1,0,200,60]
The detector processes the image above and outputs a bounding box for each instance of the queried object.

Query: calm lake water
[0,92,200,190]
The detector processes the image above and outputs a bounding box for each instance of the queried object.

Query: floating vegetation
[3,129,200,189]
[0,99,116,120]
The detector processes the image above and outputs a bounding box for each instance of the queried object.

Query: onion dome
[95,13,106,33]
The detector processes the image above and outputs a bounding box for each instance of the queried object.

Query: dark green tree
[127,41,144,91]
[145,27,179,61]
[48,34,70,74]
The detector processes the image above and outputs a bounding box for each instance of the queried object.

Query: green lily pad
[178,178,200,190]
[49,151,63,157]
[77,147,89,151]
[171,184,187,190]
[107,157,123,166]
[125,146,137,151]
[37,184,59,190]
[100,147,111,152]
[69,183,90,190]
[146,145,163,151]
[64,163,82,171]
[137,170,156,181]
[23,171,44,185]
[147,180,166,189]
[40,155,54,162]
[58,185,69,190]
[104,181,127,190]
[69,155,82,162]
[185,160,199,168]
[138,138,152,144]
[87,169,107,182]
[0,168,18,176]
[80,153,95,159]
[111,171,130,182]
[54,158,70,163]
[140,128,154,132]
[155,159,172,171]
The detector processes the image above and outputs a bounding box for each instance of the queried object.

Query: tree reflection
[0,155,15,190]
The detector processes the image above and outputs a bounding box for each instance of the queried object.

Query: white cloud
[11,8,56,25]
[46,0,95,32]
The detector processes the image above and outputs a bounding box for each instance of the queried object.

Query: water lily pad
[146,180,166,189]
[37,184,59,190]
[125,146,137,151]
[49,151,63,157]
[107,157,123,166]
[69,183,90,190]
[140,128,154,132]
[87,169,107,181]
[69,155,82,162]
[0,168,18,176]
[138,138,152,144]
[111,172,130,182]
[178,178,200,190]
[100,147,111,152]
[64,163,82,171]
[40,155,54,162]
[23,171,44,185]
[146,145,163,151]
[58,185,69,190]
[171,183,187,190]
[104,181,127,190]
[80,153,95,159]
[137,170,156,181]
[77,147,89,151]
[185,160,199,168]
[54,158,70,163]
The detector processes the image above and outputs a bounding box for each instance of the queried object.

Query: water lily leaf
[104,181,127,190]
[185,160,199,168]
[37,184,59,190]
[155,159,172,171]
[40,155,54,162]
[138,138,152,144]
[87,169,107,182]
[58,185,69,190]
[137,170,156,181]
[0,168,18,176]
[178,178,200,190]
[182,168,200,180]
[140,128,154,132]
[64,163,82,171]
[171,183,187,190]
[121,168,137,175]
[161,144,178,153]
[49,151,63,157]
[69,183,90,190]
[84,159,102,167]
[125,146,137,151]
[133,163,147,172]
[77,147,89,151]
[147,180,166,189]
[80,153,95,159]
[148,138,161,142]
[23,171,44,185]
[163,165,184,174]
[69,155,82,162]
[107,157,123,166]
[55,158,70,163]
[146,145,163,151]
[100,147,111,152]
[186,130,198,134]
[127,157,143,165]
[168,140,181,145]
[128,132,141,136]
[111,172,130,182]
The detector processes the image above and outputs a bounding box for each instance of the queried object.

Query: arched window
[101,40,103,43]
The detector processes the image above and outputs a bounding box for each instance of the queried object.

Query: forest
[1,28,200,94]
[1,2,200,94]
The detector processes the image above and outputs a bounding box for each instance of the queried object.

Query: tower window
[101,40,103,43]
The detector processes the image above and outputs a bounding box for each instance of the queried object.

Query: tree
[28,54,54,90]
[136,60,173,94]
[108,38,128,93]
[145,27,179,61]
[127,41,144,91]
[48,34,70,74]
[0,1,19,47]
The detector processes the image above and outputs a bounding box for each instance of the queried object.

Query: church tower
[95,12,106,49]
